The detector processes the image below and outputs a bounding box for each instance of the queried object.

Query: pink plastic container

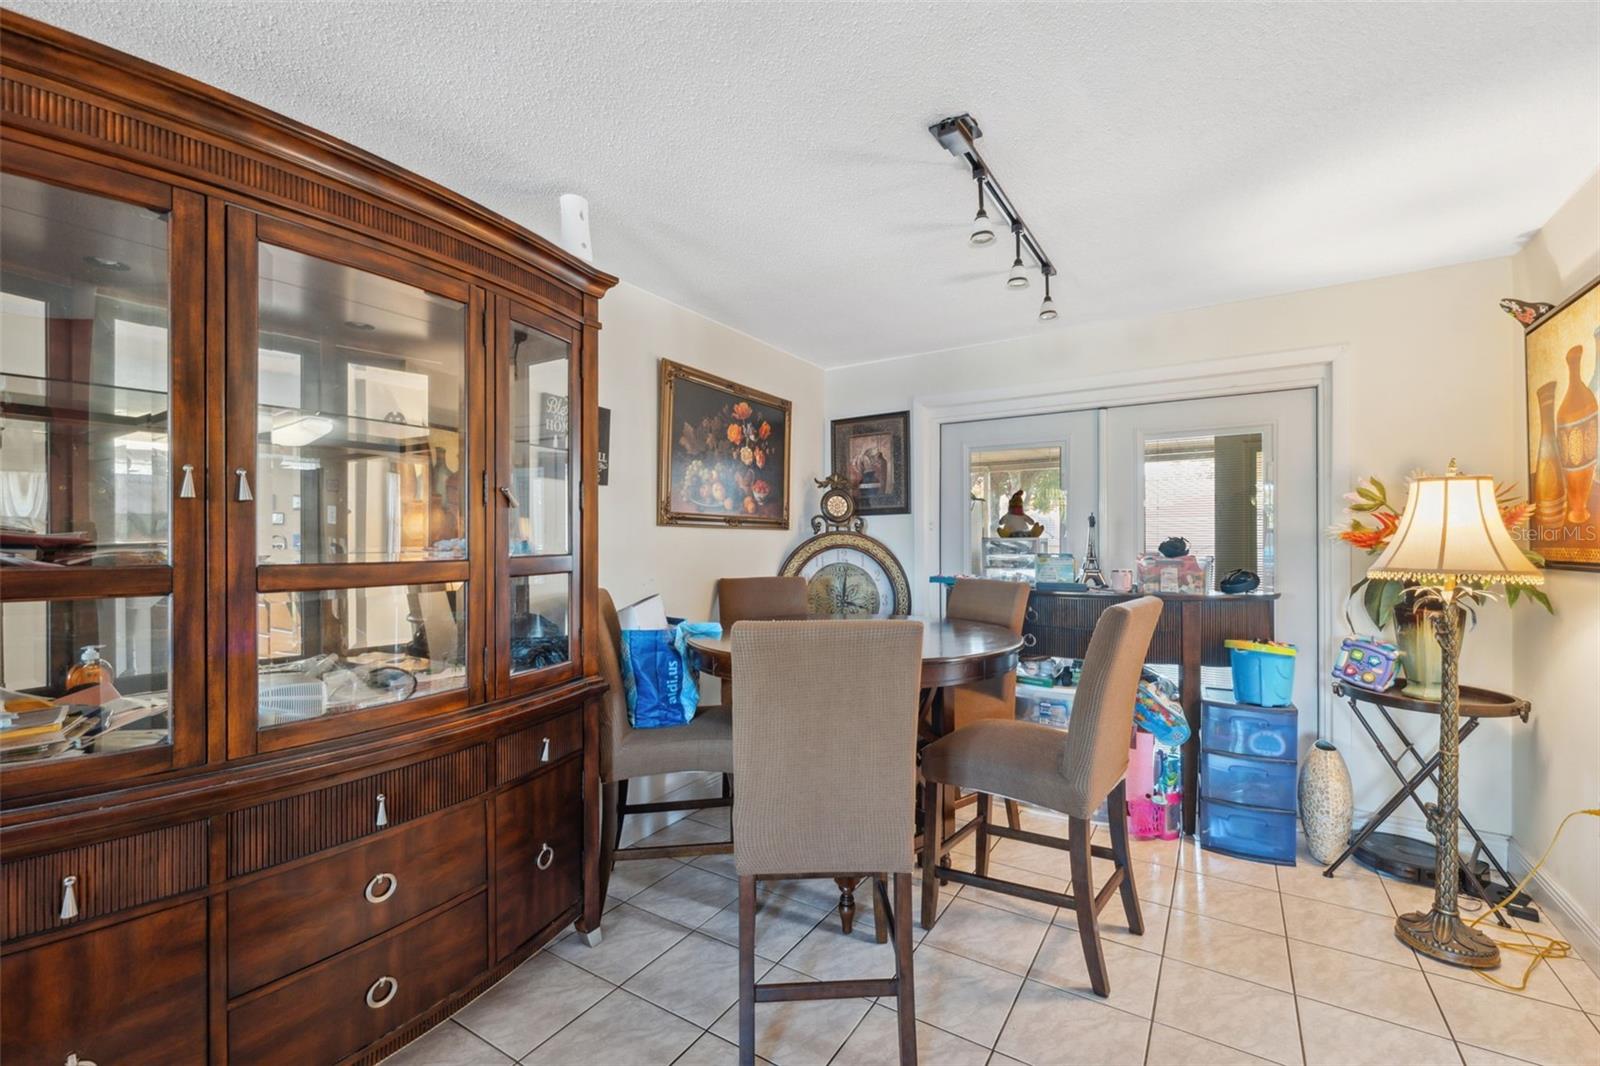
[1128,798,1164,840]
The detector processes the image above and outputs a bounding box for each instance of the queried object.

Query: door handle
[234,468,253,502]
[179,464,197,499]
[499,485,520,508]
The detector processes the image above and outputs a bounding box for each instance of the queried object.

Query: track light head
[1007,258,1030,289]
[1038,270,1057,319]
[969,207,996,246]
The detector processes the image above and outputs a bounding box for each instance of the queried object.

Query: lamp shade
[1367,463,1543,587]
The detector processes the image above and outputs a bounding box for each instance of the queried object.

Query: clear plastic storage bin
[1199,798,1298,865]
[1201,750,1296,809]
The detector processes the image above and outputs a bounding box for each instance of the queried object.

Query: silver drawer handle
[375,792,389,828]
[365,975,399,1009]
[179,463,197,499]
[234,467,253,501]
[540,736,551,763]
[364,872,398,903]
[536,843,555,871]
[1026,606,1038,622]
[65,1055,98,1066]
[59,875,79,921]
[1021,632,1038,649]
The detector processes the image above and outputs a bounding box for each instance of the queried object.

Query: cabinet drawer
[495,756,583,959]
[228,801,486,995]
[229,893,487,1066]
[1,900,207,1065]
[1200,798,1298,866]
[497,708,584,783]
[1201,701,1296,760]
[1201,750,1297,811]
[227,744,491,876]
[2,820,207,942]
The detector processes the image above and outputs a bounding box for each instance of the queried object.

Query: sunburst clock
[779,475,911,617]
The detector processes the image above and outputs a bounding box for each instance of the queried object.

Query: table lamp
[1366,460,1543,968]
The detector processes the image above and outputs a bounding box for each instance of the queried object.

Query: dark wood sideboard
[0,12,615,1064]
[1023,590,1278,834]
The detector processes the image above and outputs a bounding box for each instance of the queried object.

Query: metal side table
[1324,681,1533,926]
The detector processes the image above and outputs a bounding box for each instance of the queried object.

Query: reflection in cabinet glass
[509,574,570,675]
[509,324,570,556]
[0,172,172,566]
[257,583,468,728]
[0,595,172,763]
[256,244,467,565]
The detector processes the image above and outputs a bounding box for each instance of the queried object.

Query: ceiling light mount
[931,112,1058,320]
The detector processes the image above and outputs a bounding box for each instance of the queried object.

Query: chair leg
[614,778,630,850]
[1105,779,1145,935]
[921,780,941,929]
[1069,815,1110,997]
[738,875,757,1066]
[893,871,918,1065]
[597,780,620,908]
[975,793,991,879]
[1004,798,1022,831]
[873,875,890,944]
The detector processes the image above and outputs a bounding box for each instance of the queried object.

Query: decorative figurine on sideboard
[1080,512,1108,589]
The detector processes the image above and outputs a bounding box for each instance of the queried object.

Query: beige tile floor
[386,781,1600,1066]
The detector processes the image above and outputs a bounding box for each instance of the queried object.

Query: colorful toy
[996,490,1045,538]
[1332,635,1400,691]
[1133,670,1190,746]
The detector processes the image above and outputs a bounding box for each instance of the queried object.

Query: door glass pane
[256,582,467,727]
[968,446,1067,573]
[1142,432,1272,589]
[508,324,570,556]
[256,244,466,564]
[509,573,570,674]
[0,595,172,765]
[0,173,171,565]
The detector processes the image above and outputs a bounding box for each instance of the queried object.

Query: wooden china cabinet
[0,13,614,1064]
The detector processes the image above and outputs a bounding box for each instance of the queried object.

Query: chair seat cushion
[922,719,1071,813]
[611,704,733,780]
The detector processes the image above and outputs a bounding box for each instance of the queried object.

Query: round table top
[1333,681,1530,721]
[688,617,1023,687]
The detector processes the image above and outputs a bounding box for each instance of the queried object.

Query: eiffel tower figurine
[1080,512,1108,589]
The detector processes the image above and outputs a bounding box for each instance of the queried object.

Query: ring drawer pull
[540,736,551,763]
[59,876,79,921]
[364,872,398,903]
[536,843,555,871]
[1025,606,1038,622]
[65,1055,97,1066]
[365,975,399,1009]
[1021,632,1038,649]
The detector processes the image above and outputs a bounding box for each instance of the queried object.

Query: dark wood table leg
[1178,601,1203,836]
[835,876,859,935]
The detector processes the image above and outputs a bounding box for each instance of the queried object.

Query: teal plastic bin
[1225,640,1297,707]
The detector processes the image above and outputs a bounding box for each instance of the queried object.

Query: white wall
[596,280,825,620]
[826,255,1529,844]
[1508,171,1600,954]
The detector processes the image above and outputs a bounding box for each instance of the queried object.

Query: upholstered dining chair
[732,620,923,1066]
[589,588,733,943]
[941,577,1032,830]
[919,596,1162,997]
[714,574,810,721]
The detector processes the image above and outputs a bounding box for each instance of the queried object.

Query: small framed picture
[831,411,910,516]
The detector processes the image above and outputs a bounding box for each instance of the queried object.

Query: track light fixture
[930,112,1058,322]
[969,169,996,246]
[1038,268,1058,320]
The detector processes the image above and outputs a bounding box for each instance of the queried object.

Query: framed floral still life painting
[657,359,791,528]
[1525,275,1599,571]
[831,411,910,516]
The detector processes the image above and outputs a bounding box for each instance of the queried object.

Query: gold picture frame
[657,359,792,529]
[1524,275,1599,570]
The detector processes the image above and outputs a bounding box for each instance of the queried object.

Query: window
[967,446,1067,569]
[1142,432,1273,589]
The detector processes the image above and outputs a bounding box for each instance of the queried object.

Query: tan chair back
[1057,596,1163,818]
[731,620,923,877]
[596,588,633,781]
[717,576,810,632]
[946,577,1030,631]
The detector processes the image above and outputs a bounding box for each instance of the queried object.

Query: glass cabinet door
[227,210,483,755]
[0,151,205,789]
[494,300,579,694]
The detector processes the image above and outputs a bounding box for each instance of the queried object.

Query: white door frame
[909,344,1351,735]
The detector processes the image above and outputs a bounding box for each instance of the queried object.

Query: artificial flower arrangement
[1333,474,1553,625]
[677,400,779,517]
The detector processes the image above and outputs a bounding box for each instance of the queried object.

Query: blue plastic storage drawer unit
[1200,693,1298,865]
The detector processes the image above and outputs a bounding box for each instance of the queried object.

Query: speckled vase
[1298,740,1353,864]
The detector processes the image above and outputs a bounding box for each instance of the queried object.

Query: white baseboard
[1507,840,1600,974]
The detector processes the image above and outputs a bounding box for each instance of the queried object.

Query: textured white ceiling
[11,1,1598,367]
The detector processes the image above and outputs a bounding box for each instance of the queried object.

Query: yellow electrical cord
[1464,807,1600,992]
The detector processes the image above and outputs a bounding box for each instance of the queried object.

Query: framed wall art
[831,410,910,515]
[1524,274,1599,571]
[657,359,791,528]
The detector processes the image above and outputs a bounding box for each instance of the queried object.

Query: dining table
[688,615,1024,936]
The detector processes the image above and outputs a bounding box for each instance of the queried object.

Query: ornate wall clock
[779,476,912,617]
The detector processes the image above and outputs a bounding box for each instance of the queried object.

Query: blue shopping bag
[620,621,722,728]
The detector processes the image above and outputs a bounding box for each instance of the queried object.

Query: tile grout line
[1141,866,1180,1066]
[1277,859,1310,1066]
